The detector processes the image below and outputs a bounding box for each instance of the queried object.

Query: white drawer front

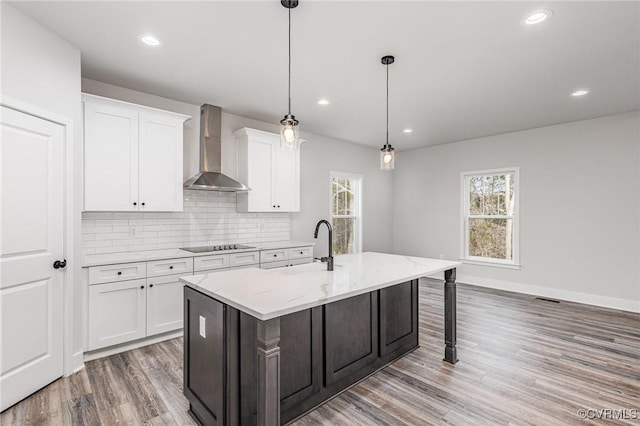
[229,251,259,267]
[288,246,313,259]
[289,257,313,266]
[259,259,290,269]
[147,258,194,278]
[88,262,146,285]
[260,249,287,263]
[194,254,230,272]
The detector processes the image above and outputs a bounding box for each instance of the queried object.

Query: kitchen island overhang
[180,252,460,425]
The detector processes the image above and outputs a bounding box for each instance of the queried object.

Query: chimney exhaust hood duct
[184,104,250,191]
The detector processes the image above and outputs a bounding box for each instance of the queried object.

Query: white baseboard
[83,330,183,362]
[424,274,640,313]
[64,350,85,376]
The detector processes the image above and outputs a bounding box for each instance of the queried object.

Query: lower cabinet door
[147,275,184,336]
[88,279,147,350]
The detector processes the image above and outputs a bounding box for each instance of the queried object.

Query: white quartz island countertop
[180,252,461,321]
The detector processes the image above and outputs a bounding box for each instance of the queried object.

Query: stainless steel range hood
[183,104,250,191]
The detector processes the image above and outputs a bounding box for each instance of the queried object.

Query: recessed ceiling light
[572,89,590,97]
[403,129,413,133]
[138,34,162,46]
[524,10,552,25]
[317,99,330,105]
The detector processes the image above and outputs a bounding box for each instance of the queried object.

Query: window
[330,171,362,255]
[461,168,519,267]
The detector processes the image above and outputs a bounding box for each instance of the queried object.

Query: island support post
[444,268,458,364]
[257,317,281,426]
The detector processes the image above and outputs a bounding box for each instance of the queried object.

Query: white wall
[293,133,394,257]
[82,79,395,258]
[392,112,640,312]
[1,3,84,364]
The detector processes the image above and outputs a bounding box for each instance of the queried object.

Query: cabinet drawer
[194,254,230,272]
[147,258,193,278]
[259,259,290,270]
[88,262,146,285]
[229,251,259,267]
[260,249,287,263]
[289,257,313,266]
[288,246,313,259]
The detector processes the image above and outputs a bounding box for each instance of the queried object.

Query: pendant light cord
[386,62,389,146]
[288,7,292,115]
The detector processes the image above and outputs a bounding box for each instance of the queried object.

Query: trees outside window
[461,168,519,266]
[331,171,362,255]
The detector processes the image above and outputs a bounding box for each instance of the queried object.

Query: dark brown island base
[180,253,459,426]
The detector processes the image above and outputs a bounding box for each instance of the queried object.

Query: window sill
[460,259,521,270]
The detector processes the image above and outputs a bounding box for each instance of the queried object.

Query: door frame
[0,94,80,376]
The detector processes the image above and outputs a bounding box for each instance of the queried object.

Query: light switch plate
[199,315,206,338]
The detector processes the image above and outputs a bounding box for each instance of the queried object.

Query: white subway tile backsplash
[81,191,290,255]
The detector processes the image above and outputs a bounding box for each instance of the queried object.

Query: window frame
[329,170,363,255]
[460,167,520,269]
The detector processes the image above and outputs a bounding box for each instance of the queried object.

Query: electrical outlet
[129,226,137,237]
[439,254,444,260]
[199,315,206,338]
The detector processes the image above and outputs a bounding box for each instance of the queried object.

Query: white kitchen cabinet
[259,246,314,268]
[146,275,184,336]
[88,279,147,350]
[83,94,190,212]
[234,127,301,212]
[87,256,193,351]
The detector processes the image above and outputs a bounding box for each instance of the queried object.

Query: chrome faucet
[313,220,334,271]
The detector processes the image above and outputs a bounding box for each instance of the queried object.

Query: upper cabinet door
[82,94,190,212]
[138,112,184,212]
[273,147,300,212]
[84,101,139,211]
[247,136,276,212]
[235,127,301,213]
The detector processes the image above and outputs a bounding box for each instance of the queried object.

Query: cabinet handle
[300,251,304,254]
[133,202,137,206]
[141,202,146,206]
[277,205,281,208]
[140,285,145,289]
[169,265,174,269]
[117,271,122,275]
[273,254,277,257]
[272,205,276,208]
[149,284,154,288]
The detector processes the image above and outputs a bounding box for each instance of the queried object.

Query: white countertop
[82,240,315,267]
[180,252,461,321]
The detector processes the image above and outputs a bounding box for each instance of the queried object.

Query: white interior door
[0,106,65,411]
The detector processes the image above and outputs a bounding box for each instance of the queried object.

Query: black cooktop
[180,244,254,253]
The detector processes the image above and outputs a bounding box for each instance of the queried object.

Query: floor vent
[535,297,560,303]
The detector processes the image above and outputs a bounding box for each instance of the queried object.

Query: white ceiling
[11,1,640,150]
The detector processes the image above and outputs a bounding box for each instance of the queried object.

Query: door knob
[53,259,67,269]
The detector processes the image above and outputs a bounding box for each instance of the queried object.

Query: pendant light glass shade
[380,145,395,170]
[380,55,395,170]
[280,114,300,150]
[280,0,300,150]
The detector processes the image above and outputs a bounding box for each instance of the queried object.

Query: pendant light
[380,55,395,170]
[280,0,300,150]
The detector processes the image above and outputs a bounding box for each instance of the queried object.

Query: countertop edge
[82,241,316,267]
[180,262,461,321]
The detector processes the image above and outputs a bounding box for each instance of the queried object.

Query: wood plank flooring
[2,280,639,425]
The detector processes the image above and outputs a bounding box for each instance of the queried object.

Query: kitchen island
[180,252,460,426]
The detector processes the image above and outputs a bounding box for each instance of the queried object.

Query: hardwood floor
[2,280,639,425]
